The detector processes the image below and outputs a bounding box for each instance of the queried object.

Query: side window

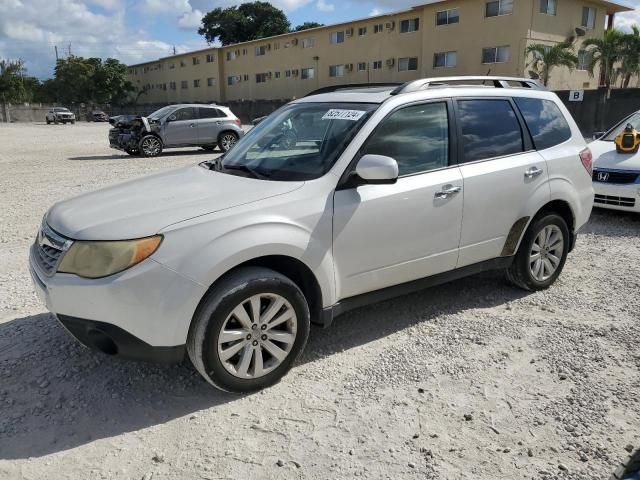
[457,99,524,162]
[362,102,449,176]
[514,97,572,150]
[199,108,224,119]
[172,107,197,121]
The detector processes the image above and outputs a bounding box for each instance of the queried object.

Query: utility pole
[54,45,59,61]
[67,43,72,57]
[173,45,177,55]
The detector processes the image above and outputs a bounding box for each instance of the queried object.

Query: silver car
[108,104,245,157]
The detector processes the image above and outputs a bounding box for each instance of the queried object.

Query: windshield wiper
[223,163,268,180]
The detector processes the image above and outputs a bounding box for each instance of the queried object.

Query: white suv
[30,77,594,392]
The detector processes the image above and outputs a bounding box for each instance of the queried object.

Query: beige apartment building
[127,0,632,105]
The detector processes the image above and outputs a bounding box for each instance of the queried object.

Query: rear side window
[457,99,524,162]
[199,108,225,119]
[514,98,571,149]
[362,102,450,176]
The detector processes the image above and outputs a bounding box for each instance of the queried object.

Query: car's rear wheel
[506,213,570,291]
[139,135,163,157]
[218,132,239,152]
[187,267,310,393]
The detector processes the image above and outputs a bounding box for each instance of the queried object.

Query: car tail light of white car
[580,147,593,176]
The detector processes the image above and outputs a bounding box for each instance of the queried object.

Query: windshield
[148,106,175,121]
[220,102,377,181]
[54,108,69,112]
[603,112,640,141]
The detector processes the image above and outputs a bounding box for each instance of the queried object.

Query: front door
[163,107,199,146]
[333,101,464,300]
[453,98,550,267]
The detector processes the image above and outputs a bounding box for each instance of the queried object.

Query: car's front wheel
[139,135,163,157]
[218,132,239,152]
[187,267,310,393]
[506,213,570,291]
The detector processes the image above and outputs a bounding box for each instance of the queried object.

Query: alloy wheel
[217,294,297,379]
[220,134,237,151]
[529,225,564,282]
[142,137,161,156]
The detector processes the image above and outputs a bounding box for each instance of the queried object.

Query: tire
[71,120,75,125]
[218,132,239,152]
[506,213,570,291]
[46,119,51,125]
[139,135,163,157]
[187,267,310,393]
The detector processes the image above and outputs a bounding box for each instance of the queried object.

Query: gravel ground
[0,122,639,480]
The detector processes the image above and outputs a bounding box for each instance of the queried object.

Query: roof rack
[390,76,545,95]
[304,83,403,97]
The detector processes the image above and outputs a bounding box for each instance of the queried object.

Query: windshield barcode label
[322,109,366,121]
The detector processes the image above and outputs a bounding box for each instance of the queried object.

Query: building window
[357,62,367,71]
[206,54,215,63]
[169,63,175,70]
[482,46,510,63]
[301,67,315,79]
[400,18,420,33]
[274,42,280,50]
[581,6,596,29]
[169,82,176,90]
[577,50,590,70]
[358,26,367,36]
[539,0,557,15]
[243,48,248,55]
[372,60,382,70]
[436,8,460,25]
[227,75,241,85]
[302,38,314,48]
[192,57,200,65]
[330,31,345,44]
[180,60,186,67]
[256,46,267,56]
[434,51,457,68]
[374,23,384,33]
[329,64,345,77]
[226,51,237,61]
[256,73,268,83]
[486,0,513,17]
[207,77,216,87]
[285,70,291,78]
[275,71,281,78]
[398,57,418,71]
[181,80,188,89]
[193,79,200,88]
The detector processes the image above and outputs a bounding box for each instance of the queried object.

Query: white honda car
[30,77,594,392]
[590,111,640,213]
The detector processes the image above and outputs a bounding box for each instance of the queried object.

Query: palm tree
[619,26,640,88]
[582,28,626,90]
[526,42,578,87]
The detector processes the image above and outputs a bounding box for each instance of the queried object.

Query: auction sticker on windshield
[322,109,366,121]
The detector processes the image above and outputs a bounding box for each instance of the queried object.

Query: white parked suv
[30,77,594,392]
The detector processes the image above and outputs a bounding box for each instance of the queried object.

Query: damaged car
[108,104,244,157]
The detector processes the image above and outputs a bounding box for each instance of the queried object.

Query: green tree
[619,26,640,88]
[198,2,290,45]
[293,22,324,32]
[0,59,28,103]
[583,28,626,90]
[526,42,578,86]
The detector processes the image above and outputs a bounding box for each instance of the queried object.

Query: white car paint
[30,83,594,353]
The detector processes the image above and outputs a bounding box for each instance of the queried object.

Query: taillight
[579,147,593,176]
[234,118,241,127]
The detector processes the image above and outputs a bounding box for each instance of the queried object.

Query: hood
[47,165,304,240]
[109,115,139,128]
[590,140,640,171]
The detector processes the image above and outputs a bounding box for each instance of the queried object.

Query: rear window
[457,99,524,162]
[515,98,572,150]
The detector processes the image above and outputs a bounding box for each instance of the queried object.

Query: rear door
[163,107,199,146]
[454,98,550,267]
[198,107,227,145]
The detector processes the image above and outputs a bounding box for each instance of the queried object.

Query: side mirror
[592,131,605,140]
[354,154,399,185]
[167,114,177,123]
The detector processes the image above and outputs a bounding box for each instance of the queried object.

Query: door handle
[434,185,462,199]
[524,167,544,179]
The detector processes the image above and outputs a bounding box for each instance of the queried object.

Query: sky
[0,0,639,79]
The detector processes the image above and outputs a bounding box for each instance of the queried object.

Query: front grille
[32,224,71,276]
[593,170,639,184]
[594,194,636,208]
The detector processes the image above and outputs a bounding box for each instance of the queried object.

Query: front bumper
[29,248,207,361]
[593,181,640,213]
[108,128,138,151]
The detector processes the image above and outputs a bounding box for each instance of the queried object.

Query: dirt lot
[0,122,639,480]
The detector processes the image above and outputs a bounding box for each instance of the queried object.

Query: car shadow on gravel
[68,150,220,161]
[0,270,529,460]
[584,209,640,237]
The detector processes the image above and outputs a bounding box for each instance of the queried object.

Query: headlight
[58,236,162,278]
